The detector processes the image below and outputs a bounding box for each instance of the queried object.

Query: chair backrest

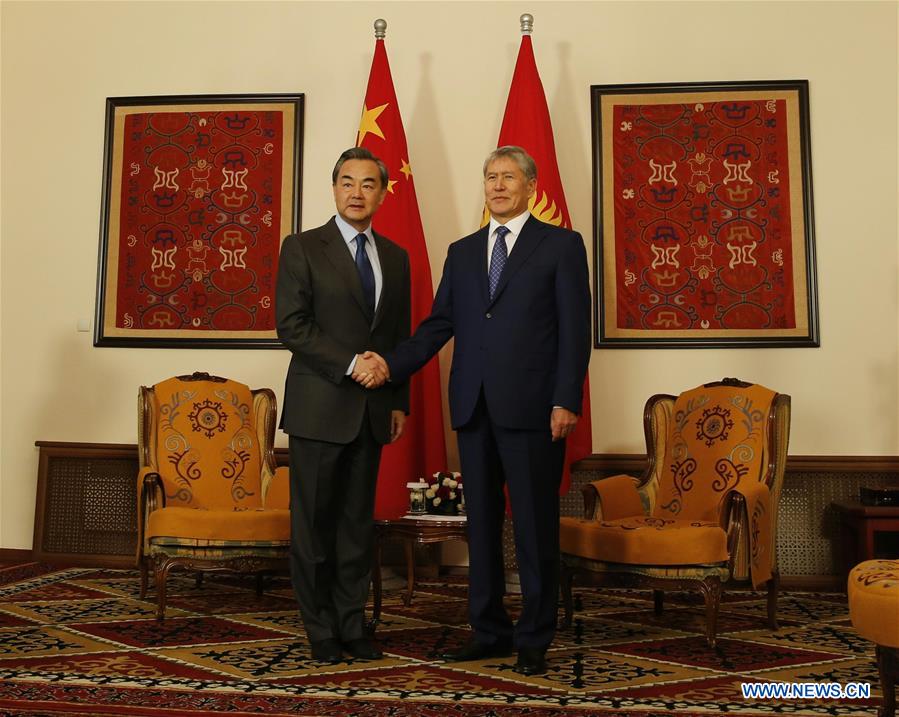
[651,379,778,523]
[139,373,266,511]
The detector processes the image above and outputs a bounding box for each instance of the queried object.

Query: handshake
[352,351,389,389]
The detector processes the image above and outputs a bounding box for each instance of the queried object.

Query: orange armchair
[848,560,899,717]
[137,372,290,618]
[560,378,790,647]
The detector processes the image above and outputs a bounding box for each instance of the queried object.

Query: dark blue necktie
[355,233,376,314]
[488,225,509,299]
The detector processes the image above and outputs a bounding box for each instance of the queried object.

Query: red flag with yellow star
[492,31,593,494]
[357,31,447,518]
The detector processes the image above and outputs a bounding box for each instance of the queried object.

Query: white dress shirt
[486,210,531,272]
[334,213,383,307]
[334,213,383,375]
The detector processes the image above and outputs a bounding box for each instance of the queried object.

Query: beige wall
[2,1,897,549]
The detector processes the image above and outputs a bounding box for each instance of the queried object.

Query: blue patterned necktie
[488,225,509,300]
[355,233,376,314]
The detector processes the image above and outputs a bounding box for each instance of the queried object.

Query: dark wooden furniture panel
[33,442,138,567]
[833,500,899,583]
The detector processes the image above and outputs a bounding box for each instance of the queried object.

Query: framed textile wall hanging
[94,93,303,348]
[592,80,818,348]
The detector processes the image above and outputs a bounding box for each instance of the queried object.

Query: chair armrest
[721,490,746,560]
[139,468,164,510]
[581,474,644,521]
[721,480,774,588]
[720,480,770,526]
[136,468,164,565]
[263,465,291,510]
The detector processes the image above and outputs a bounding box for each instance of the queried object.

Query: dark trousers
[457,394,564,650]
[288,419,382,643]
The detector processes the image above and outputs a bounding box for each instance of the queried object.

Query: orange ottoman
[848,560,899,717]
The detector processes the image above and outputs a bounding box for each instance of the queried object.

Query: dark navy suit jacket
[388,215,591,430]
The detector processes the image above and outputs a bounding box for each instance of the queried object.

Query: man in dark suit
[359,146,591,675]
[276,147,410,663]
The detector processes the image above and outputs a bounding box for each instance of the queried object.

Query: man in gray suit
[276,147,410,663]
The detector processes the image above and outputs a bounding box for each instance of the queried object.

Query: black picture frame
[94,93,304,348]
[592,80,818,348]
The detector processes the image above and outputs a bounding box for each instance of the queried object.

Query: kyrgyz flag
[357,26,447,518]
[491,28,593,494]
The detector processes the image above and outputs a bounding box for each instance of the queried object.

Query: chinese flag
[492,31,593,494]
[357,32,447,518]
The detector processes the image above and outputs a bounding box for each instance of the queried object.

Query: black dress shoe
[343,637,383,660]
[514,647,547,675]
[310,638,342,663]
[440,637,513,662]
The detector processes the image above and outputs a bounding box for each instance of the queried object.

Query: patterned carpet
[0,562,882,716]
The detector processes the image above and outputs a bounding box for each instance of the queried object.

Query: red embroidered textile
[609,98,797,332]
[114,109,284,333]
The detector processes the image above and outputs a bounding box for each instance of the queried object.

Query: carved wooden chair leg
[256,573,265,596]
[653,590,664,615]
[701,577,722,648]
[155,557,174,621]
[139,558,148,599]
[877,644,897,717]
[766,570,780,630]
[559,567,575,629]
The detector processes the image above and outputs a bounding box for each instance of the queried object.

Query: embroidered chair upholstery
[137,372,290,618]
[848,560,899,717]
[560,378,790,647]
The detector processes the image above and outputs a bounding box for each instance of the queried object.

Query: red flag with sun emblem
[357,27,447,518]
[493,29,593,494]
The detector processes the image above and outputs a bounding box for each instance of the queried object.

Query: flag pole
[497,8,593,495]
[360,13,448,516]
[520,12,533,35]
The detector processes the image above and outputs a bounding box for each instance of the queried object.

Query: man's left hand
[390,410,406,442]
[551,407,578,442]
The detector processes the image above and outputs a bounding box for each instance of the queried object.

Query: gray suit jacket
[276,217,410,445]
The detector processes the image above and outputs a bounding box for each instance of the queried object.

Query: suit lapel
[320,217,372,320]
[474,226,490,305]
[372,231,394,330]
[489,214,544,306]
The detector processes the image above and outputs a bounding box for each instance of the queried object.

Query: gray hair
[331,147,389,187]
[482,145,537,181]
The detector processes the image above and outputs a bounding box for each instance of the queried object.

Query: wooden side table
[833,500,899,581]
[370,516,468,628]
